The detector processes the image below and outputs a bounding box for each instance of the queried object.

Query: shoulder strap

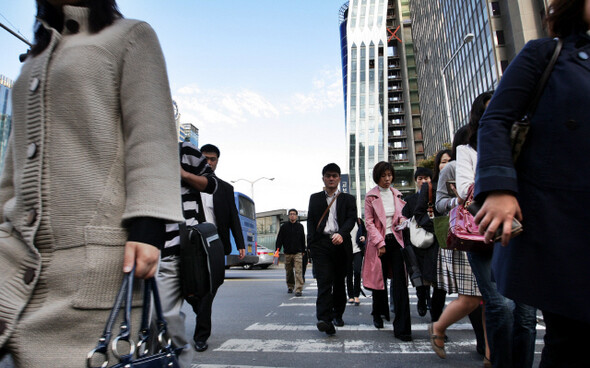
[427,182,434,218]
[525,38,563,120]
[316,192,340,231]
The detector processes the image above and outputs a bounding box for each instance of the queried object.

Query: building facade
[0,75,13,175]
[339,0,426,211]
[179,123,199,147]
[409,0,547,155]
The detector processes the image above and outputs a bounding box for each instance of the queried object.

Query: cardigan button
[24,268,35,284]
[578,51,589,60]
[26,209,37,225]
[0,319,6,335]
[29,78,39,92]
[27,143,37,159]
[65,19,79,34]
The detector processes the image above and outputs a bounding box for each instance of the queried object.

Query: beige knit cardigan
[0,6,183,366]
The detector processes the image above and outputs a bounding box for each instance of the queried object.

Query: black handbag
[179,222,226,303]
[87,270,180,368]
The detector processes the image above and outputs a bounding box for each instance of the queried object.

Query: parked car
[243,245,274,269]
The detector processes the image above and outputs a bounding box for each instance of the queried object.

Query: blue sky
[0,1,349,213]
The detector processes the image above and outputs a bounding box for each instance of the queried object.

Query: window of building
[495,30,505,46]
[490,2,501,17]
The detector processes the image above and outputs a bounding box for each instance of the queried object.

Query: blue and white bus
[225,191,259,268]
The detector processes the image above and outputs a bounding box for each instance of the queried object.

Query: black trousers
[372,236,412,337]
[416,285,447,322]
[188,291,215,343]
[346,251,363,298]
[310,237,349,323]
[539,310,589,367]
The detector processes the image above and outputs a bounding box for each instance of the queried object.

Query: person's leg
[156,256,195,367]
[346,252,354,300]
[512,302,537,368]
[332,247,348,320]
[302,252,308,283]
[416,285,428,316]
[540,310,588,368]
[284,254,295,292]
[468,304,486,356]
[191,292,215,345]
[294,253,304,293]
[468,251,513,368]
[430,287,446,322]
[432,294,482,346]
[352,252,363,300]
[311,243,335,323]
[389,241,411,338]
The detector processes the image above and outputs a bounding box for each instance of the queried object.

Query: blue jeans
[468,251,537,368]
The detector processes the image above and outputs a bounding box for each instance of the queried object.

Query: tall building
[339,0,426,211]
[409,0,547,155]
[0,75,13,175]
[179,123,199,147]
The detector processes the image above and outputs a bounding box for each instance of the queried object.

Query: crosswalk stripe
[245,322,545,331]
[215,338,545,354]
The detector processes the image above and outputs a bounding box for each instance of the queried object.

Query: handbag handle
[87,268,173,368]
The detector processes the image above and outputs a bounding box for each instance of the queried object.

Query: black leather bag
[87,271,180,368]
[179,222,225,303]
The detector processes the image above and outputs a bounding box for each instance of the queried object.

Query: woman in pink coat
[362,161,412,341]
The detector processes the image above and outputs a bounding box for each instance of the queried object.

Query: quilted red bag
[446,184,493,252]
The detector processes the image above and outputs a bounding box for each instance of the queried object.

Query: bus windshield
[238,196,256,220]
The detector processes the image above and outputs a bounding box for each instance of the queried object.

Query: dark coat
[276,221,306,254]
[307,191,357,252]
[213,179,245,255]
[475,34,590,323]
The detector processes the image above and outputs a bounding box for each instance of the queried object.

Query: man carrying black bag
[156,141,217,367]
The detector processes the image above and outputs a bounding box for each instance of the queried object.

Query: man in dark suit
[192,144,245,352]
[307,163,357,335]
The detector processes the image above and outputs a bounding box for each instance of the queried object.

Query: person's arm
[180,142,217,194]
[306,195,318,246]
[275,225,283,253]
[333,195,357,245]
[456,145,475,201]
[119,22,184,279]
[299,223,306,254]
[226,185,245,259]
[0,138,15,221]
[474,39,553,245]
[435,163,458,215]
[364,196,385,255]
[414,182,434,232]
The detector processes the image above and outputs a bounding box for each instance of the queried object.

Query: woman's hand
[378,246,386,257]
[474,192,522,246]
[123,241,160,278]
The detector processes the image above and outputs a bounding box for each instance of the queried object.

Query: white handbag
[409,181,435,249]
[409,216,434,248]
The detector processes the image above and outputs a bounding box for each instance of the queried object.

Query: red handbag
[446,184,493,252]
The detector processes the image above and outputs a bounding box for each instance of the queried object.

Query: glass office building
[179,123,199,148]
[0,75,13,175]
[339,0,425,210]
[409,0,547,155]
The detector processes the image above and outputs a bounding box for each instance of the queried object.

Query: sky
[0,0,349,214]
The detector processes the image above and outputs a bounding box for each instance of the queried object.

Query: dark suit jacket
[475,34,590,323]
[307,191,357,250]
[213,179,245,255]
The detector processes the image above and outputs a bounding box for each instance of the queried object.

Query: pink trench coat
[361,186,407,290]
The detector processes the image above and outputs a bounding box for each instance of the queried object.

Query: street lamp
[230,177,275,202]
[441,33,474,141]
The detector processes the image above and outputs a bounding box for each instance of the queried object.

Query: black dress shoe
[417,298,428,317]
[316,320,336,335]
[395,334,413,342]
[287,288,293,294]
[333,317,344,327]
[194,340,208,352]
[373,316,384,329]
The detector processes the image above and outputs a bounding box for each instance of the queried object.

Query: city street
[0,265,545,368]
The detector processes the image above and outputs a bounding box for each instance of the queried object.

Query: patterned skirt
[436,248,481,296]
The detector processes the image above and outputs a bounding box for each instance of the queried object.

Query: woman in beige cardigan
[0,0,183,366]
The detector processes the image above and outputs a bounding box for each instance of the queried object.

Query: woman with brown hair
[475,0,590,366]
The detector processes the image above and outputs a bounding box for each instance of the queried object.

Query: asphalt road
[0,265,544,368]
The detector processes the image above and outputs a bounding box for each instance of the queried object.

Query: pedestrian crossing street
[192,280,545,367]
